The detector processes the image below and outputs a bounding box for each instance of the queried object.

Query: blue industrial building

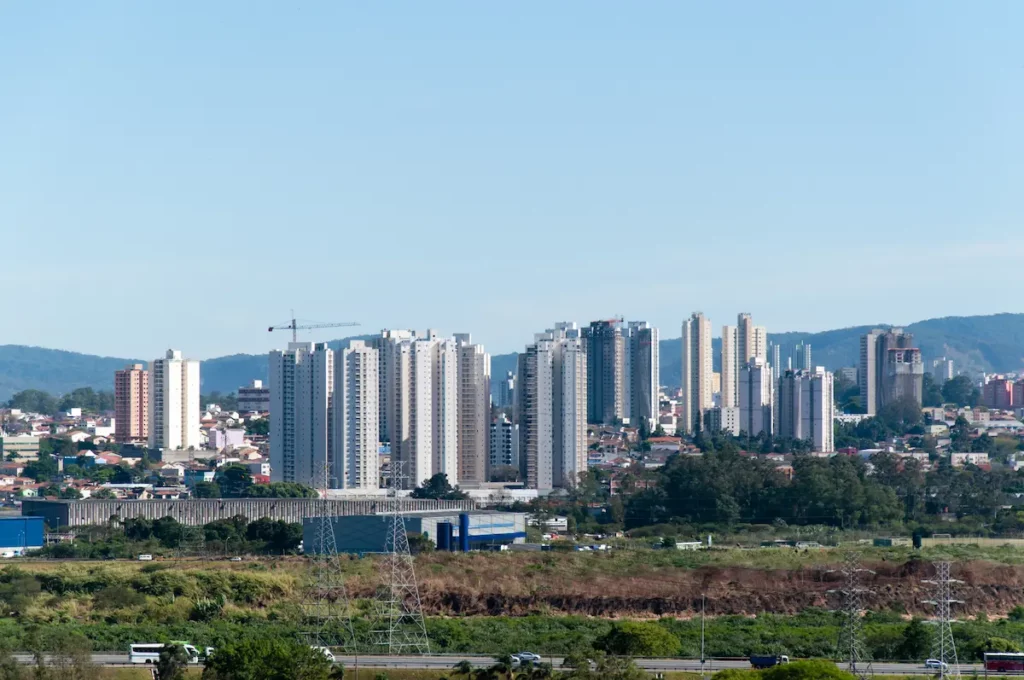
[0,516,44,555]
[303,510,527,554]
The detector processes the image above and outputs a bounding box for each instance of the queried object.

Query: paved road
[11,652,993,675]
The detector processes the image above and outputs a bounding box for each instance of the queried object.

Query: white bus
[129,643,199,664]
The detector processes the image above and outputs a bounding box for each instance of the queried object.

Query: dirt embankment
[348,554,1024,618]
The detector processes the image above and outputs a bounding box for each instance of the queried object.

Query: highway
[9,652,986,675]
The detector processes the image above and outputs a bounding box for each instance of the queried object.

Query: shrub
[93,585,146,610]
[191,597,225,622]
[597,621,680,657]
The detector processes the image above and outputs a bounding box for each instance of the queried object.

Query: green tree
[245,419,269,436]
[897,618,931,661]
[194,481,222,498]
[5,389,59,415]
[950,416,972,451]
[156,644,192,680]
[201,638,333,680]
[875,396,923,434]
[48,634,101,680]
[942,376,978,407]
[761,660,855,680]
[0,639,22,680]
[411,473,469,500]
[921,373,943,408]
[598,621,680,657]
[217,464,254,498]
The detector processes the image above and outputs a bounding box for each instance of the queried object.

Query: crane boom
[268,316,360,343]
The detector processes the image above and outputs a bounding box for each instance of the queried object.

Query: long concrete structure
[21,497,476,529]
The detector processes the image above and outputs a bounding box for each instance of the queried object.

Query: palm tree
[452,659,475,678]
[487,654,516,680]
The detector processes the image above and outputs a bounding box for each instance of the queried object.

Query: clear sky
[2,2,1022,360]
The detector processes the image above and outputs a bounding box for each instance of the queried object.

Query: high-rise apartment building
[237,379,270,412]
[269,342,334,486]
[583,320,626,425]
[860,328,923,414]
[737,313,767,366]
[625,321,659,429]
[489,415,518,470]
[858,330,883,415]
[374,329,416,443]
[768,342,812,374]
[333,341,380,489]
[517,323,587,491]
[377,330,459,489]
[496,370,516,409]
[932,357,955,383]
[704,406,740,436]
[680,313,713,434]
[720,326,737,408]
[739,357,773,437]
[777,368,834,452]
[114,364,149,444]
[148,350,200,450]
[455,334,491,485]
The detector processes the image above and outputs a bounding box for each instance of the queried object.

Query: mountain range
[1,314,1022,402]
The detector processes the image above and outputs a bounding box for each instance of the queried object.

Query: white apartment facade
[739,357,773,437]
[777,367,835,452]
[333,340,380,489]
[455,334,491,485]
[680,313,713,434]
[720,325,737,408]
[148,350,200,450]
[269,342,333,487]
[517,323,588,491]
[379,331,459,489]
[625,321,660,429]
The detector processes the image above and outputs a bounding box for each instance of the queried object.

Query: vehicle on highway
[512,652,543,666]
[137,554,153,561]
[129,643,199,664]
[924,658,948,670]
[229,556,242,562]
[311,646,335,663]
[986,651,1024,672]
[750,655,789,669]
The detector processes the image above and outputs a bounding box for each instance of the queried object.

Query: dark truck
[750,655,789,669]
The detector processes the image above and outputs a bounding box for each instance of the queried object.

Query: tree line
[624,444,1024,534]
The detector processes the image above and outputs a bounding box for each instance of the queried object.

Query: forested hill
[1,314,1022,401]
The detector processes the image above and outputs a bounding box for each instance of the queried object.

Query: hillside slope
[2,314,1022,401]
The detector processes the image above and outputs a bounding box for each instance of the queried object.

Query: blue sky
[2,2,1022,359]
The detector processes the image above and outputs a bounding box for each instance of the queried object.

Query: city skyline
[4,3,1023,358]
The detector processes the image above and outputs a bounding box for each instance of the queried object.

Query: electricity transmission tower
[828,552,874,679]
[300,462,355,652]
[371,462,430,655]
[923,562,962,680]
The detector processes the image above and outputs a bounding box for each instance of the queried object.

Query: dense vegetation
[4,387,114,416]
[39,514,302,558]
[623,446,1024,534]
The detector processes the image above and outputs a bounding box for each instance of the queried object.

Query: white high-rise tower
[333,340,380,489]
[680,313,713,434]
[517,323,587,491]
[148,349,200,450]
[455,334,491,485]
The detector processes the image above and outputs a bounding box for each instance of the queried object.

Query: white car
[311,646,335,663]
[924,659,948,670]
[512,652,543,665]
